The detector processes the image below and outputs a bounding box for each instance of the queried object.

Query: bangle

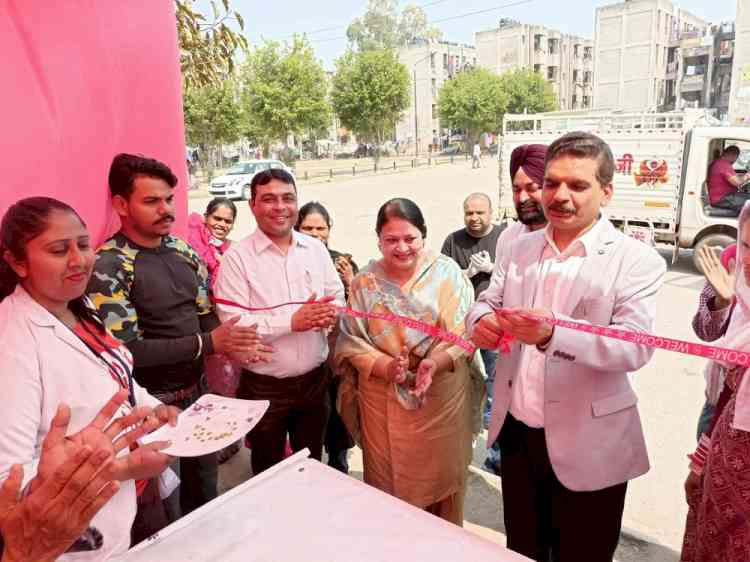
[193,333,204,360]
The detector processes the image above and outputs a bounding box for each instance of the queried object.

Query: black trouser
[158,384,219,521]
[324,376,354,473]
[238,365,331,476]
[498,414,627,562]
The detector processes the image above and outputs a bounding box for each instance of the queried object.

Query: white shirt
[510,219,604,428]
[0,286,161,562]
[214,228,345,378]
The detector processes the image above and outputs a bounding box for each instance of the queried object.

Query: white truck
[498,109,750,268]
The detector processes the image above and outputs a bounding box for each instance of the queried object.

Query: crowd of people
[1,130,749,562]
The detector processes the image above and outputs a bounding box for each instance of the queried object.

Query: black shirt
[440,224,504,298]
[88,233,220,393]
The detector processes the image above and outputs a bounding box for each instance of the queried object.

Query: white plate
[141,394,269,457]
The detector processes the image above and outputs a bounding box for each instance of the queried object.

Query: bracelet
[193,333,204,361]
[687,433,711,476]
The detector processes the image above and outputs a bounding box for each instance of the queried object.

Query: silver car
[208,160,294,200]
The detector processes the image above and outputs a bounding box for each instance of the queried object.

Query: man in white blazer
[466,131,666,562]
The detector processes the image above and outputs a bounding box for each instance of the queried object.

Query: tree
[183,80,243,148]
[498,68,558,114]
[331,49,410,150]
[183,80,243,170]
[176,0,248,89]
[346,0,442,51]
[437,68,508,144]
[240,37,331,156]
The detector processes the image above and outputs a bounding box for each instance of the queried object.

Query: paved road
[192,162,706,561]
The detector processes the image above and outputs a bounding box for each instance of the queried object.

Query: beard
[516,201,546,226]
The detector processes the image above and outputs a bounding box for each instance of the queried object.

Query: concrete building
[476,19,594,110]
[395,40,477,155]
[674,22,735,120]
[729,0,750,125]
[593,0,708,111]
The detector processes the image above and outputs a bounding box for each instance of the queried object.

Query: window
[443,53,448,70]
[573,70,579,84]
[583,95,590,107]
[430,52,436,71]
[534,34,543,52]
[547,66,558,80]
[431,104,437,119]
[431,78,437,98]
[574,44,581,59]
[572,94,578,107]
[534,64,542,74]
[548,39,558,54]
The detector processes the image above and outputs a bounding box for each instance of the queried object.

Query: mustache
[546,203,575,214]
[154,215,175,225]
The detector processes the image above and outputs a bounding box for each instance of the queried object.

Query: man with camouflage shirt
[87,154,265,521]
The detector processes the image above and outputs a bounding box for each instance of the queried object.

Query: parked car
[208,160,295,200]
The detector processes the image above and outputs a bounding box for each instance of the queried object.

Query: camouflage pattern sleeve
[170,236,212,316]
[86,240,142,344]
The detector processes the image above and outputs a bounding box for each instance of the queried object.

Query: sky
[223,0,738,69]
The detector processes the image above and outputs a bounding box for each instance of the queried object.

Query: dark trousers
[238,365,331,476]
[159,385,218,521]
[325,376,354,473]
[713,191,750,212]
[499,414,627,562]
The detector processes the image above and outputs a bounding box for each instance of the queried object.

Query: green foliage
[346,0,442,51]
[176,0,248,89]
[498,68,558,114]
[240,37,331,148]
[183,80,243,147]
[437,67,508,143]
[331,49,410,145]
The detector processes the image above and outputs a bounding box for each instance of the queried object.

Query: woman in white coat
[0,197,179,561]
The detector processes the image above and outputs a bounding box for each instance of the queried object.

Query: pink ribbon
[213,297,481,354]
[515,311,750,368]
[214,298,750,367]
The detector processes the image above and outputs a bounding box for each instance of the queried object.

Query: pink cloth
[187,213,229,288]
[721,244,737,271]
[707,159,738,205]
[0,1,188,244]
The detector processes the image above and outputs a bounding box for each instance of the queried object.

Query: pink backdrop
[0,0,188,244]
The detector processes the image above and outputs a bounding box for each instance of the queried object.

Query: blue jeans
[480,349,498,419]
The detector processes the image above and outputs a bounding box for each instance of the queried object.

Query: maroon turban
[509,144,548,186]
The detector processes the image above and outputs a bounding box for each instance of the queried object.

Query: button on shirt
[214,229,345,378]
[510,219,603,428]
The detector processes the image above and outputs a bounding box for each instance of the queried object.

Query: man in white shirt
[472,142,482,169]
[466,132,666,561]
[215,169,345,475]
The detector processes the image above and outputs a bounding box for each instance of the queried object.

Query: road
[190,162,706,561]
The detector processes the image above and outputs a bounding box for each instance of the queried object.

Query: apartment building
[729,0,750,125]
[593,0,708,110]
[476,19,594,110]
[395,40,477,154]
[674,22,735,119]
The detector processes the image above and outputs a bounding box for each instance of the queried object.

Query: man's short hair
[250,169,296,201]
[108,153,177,199]
[724,145,741,157]
[463,192,492,209]
[545,131,615,187]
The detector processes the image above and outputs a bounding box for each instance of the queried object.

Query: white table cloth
[116,451,530,562]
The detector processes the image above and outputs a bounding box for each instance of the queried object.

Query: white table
[116,451,529,562]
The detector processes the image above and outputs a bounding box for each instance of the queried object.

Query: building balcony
[680,74,706,93]
[681,45,711,59]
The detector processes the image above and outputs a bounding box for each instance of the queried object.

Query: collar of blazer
[515,217,622,314]
[12,285,104,366]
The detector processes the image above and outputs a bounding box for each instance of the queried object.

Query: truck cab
[676,127,750,260]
